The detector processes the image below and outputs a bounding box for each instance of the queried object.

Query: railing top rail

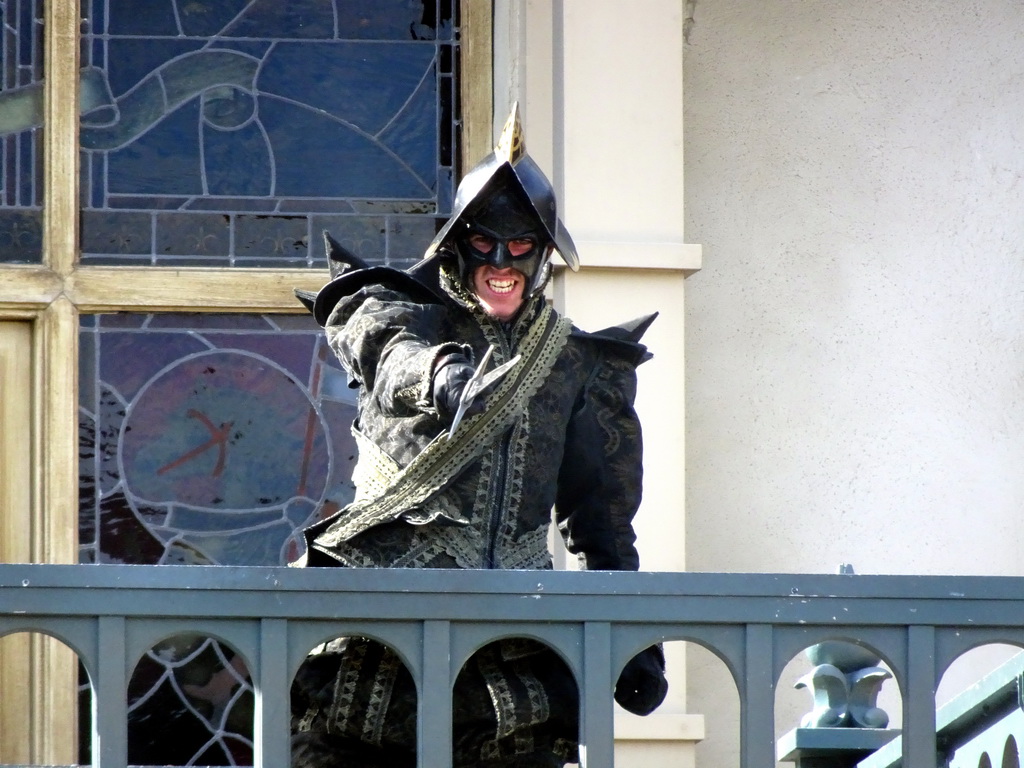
[2,564,1024,629]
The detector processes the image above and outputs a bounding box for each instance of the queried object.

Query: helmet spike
[495,102,525,164]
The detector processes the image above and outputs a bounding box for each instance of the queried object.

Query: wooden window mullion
[43,0,80,277]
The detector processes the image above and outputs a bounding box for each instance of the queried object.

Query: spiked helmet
[423,103,579,271]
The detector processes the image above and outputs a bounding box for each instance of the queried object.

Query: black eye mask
[460,223,543,274]
[455,186,549,281]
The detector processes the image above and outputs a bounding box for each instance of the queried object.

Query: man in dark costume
[291,106,667,768]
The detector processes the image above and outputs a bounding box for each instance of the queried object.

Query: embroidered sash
[308,306,572,552]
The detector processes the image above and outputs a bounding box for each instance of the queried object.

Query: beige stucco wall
[684,0,1024,765]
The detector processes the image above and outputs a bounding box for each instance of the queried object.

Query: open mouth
[487,278,516,294]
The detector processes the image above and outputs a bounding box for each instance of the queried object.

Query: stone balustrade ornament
[796,640,892,729]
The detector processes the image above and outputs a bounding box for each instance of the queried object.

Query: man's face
[455,184,549,321]
[471,261,526,321]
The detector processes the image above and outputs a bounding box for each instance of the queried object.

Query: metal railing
[3,564,1024,768]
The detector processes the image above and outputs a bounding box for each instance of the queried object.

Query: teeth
[488,279,514,293]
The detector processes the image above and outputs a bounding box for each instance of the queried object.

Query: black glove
[431,354,476,421]
[614,644,668,716]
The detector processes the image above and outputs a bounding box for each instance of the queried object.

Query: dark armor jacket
[302,261,651,572]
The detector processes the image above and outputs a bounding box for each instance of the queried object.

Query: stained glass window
[0,0,45,263]
[79,0,458,267]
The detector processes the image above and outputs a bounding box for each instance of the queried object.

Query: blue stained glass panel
[107,0,178,36]
[107,100,206,195]
[0,0,44,263]
[203,119,272,197]
[80,0,459,267]
[260,42,435,134]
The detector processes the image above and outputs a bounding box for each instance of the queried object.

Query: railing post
[580,621,615,768]
[419,620,453,768]
[903,626,937,768]
[94,616,127,768]
[742,624,776,768]
[255,618,290,768]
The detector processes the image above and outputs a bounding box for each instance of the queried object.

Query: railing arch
[937,630,1024,676]
[123,620,259,679]
[0,617,96,665]
[450,622,588,682]
[289,619,429,682]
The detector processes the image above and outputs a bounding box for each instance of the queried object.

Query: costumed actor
[290,105,667,768]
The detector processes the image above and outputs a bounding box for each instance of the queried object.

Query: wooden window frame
[0,1,491,762]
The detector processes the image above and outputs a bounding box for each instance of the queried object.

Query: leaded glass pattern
[79,0,458,267]
[79,312,357,766]
[122,634,255,766]
[0,0,45,263]
[79,312,357,566]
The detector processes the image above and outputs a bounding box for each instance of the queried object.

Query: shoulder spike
[324,230,369,278]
